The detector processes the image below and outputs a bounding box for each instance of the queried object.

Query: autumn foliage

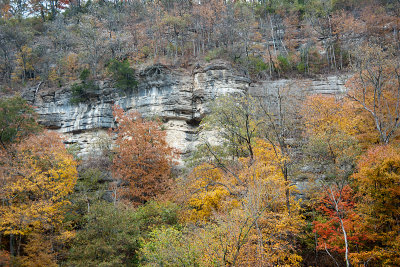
[0,130,78,265]
[186,163,234,221]
[111,106,176,205]
[0,131,77,236]
[346,45,400,144]
[350,145,400,265]
[183,135,304,266]
[1,0,400,265]
[313,186,364,255]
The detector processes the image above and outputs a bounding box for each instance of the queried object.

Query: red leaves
[313,185,365,254]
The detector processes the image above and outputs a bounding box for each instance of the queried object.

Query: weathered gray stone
[24,62,250,160]
[24,61,349,162]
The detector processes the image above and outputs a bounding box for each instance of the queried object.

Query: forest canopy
[0,0,400,266]
[1,0,399,93]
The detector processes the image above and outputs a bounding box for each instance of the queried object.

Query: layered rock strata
[23,61,348,160]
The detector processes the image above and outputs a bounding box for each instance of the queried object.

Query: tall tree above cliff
[111,106,176,205]
[29,0,70,20]
[347,45,400,144]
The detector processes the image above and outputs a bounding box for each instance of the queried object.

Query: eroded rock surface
[23,62,250,158]
[23,61,348,160]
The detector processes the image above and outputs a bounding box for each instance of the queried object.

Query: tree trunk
[330,187,350,267]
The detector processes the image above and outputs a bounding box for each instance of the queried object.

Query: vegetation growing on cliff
[0,0,400,266]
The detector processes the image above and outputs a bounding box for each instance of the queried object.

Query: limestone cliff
[22,61,348,159]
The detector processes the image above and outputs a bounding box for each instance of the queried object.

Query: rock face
[23,61,348,160]
[23,61,250,158]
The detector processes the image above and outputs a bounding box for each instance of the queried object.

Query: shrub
[204,48,225,62]
[79,68,90,80]
[70,69,99,104]
[239,55,268,78]
[0,96,41,146]
[277,55,291,73]
[250,55,268,73]
[140,226,201,266]
[297,61,306,73]
[108,59,138,91]
[66,201,180,266]
[67,202,141,266]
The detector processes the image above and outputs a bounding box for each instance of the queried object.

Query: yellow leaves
[0,131,78,235]
[254,138,285,165]
[47,67,60,86]
[303,95,357,137]
[183,138,304,265]
[354,144,400,194]
[63,53,79,81]
[237,141,304,266]
[188,188,229,221]
[347,144,400,265]
[11,45,36,82]
[0,131,78,264]
[186,163,235,222]
[186,139,295,220]
[257,207,304,265]
[301,94,366,170]
[240,139,289,209]
[56,229,76,243]
[20,233,58,267]
[162,13,191,29]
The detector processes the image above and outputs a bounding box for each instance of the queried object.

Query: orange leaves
[349,144,400,265]
[20,233,58,267]
[312,145,400,265]
[192,0,226,30]
[304,89,400,265]
[0,250,10,267]
[301,94,362,175]
[111,105,176,205]
[353,144,400,228]
[346,45,400,144]
[0,4,11,19]
[354,145,400,191]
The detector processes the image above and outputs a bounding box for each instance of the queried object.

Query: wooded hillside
[0,0,400,266]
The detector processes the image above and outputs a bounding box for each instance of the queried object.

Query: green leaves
[0,96,41,150]
[67,201,181,267]
[70,69,100,104]
[107,59,138,92]
[67,202,140,267]
[140,226,201,267]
